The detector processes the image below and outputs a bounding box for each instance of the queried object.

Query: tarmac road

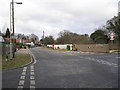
[2,47,119,89]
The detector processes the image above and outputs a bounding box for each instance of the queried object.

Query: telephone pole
[42,31,45,46]
[12,0,14,35]
[43,31,44,39]
[10,0,22,60]
[118,1,120,51]
[118,1,120,21]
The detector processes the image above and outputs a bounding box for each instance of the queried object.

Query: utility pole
[10,1,12,60]
[12,0,14,35]
[118,1,120,14]
[43,31,44,39]
[42,31,45,46]
[10,0,22,60]
[12,0,15,58]
[10,0,14,60]
[118,1,120,51]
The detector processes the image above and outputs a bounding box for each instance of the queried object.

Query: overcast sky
[0,0,119,39]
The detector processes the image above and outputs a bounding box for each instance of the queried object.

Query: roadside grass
[2,53,31,70]
[42,47,69,51]
[109,50,120,53]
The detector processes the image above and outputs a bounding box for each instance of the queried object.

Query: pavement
[16,49,30,54]
[2,47,119,89]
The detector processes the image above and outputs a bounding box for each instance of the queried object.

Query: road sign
[110,32,115,40]
[52,43,54,47]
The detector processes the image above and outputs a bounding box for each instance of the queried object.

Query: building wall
[47,44,73,50]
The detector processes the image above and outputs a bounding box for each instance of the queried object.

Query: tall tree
[57,30,72,44]
[106,16,120,42]
[90,29,109,44]
[43,35,54,46]
[56,30,92,44]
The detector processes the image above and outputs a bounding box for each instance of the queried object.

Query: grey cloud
[0,0,119,39]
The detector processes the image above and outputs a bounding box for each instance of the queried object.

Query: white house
[47,44,73,50]
[25,42,35,46]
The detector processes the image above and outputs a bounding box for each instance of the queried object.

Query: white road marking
[18,80,25,85]
[23,67,27,70]
[30,86,35,89]
[31,69,34,72]
[31,66,34,69]
[80,56,118,67]
[18,67,27,89]
[30,76,35,80]
[116,57,120,59]
[30,80,35,85]
[31,72,35,75]
[17,86,23,88]
[22,72,26,75]
[23,69,27,72]
[30,64,36,89]
[20,76,25,80]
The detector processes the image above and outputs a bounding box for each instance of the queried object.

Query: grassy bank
[2,53,31,70]
[109,50,120,53]
[42,47,69,51]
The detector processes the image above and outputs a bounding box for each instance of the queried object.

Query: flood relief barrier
[74,44,109,53]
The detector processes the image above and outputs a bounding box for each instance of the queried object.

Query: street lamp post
[118,1,120,20]
[118,1,120,14]
[10,2,12,60]
[10,0,22,60]
[118,1,120,51]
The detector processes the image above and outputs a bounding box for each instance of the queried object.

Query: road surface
[2,47,119,89]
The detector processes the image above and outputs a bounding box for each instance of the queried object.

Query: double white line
[30,65,35,89]
[17,65,36,89]
[17,67,27,89]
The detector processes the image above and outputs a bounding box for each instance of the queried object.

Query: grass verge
[42,47,69,52]
[109,50,120,53]
[2,53,31,70]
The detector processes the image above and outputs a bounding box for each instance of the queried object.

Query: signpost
[109,32,115,48]
[110,32,115,41]
[52,43,54,48]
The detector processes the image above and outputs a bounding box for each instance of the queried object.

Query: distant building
[29,34,39,41]
[16,39,22,43]
[29,34,39,45]
[47,44,73,50]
